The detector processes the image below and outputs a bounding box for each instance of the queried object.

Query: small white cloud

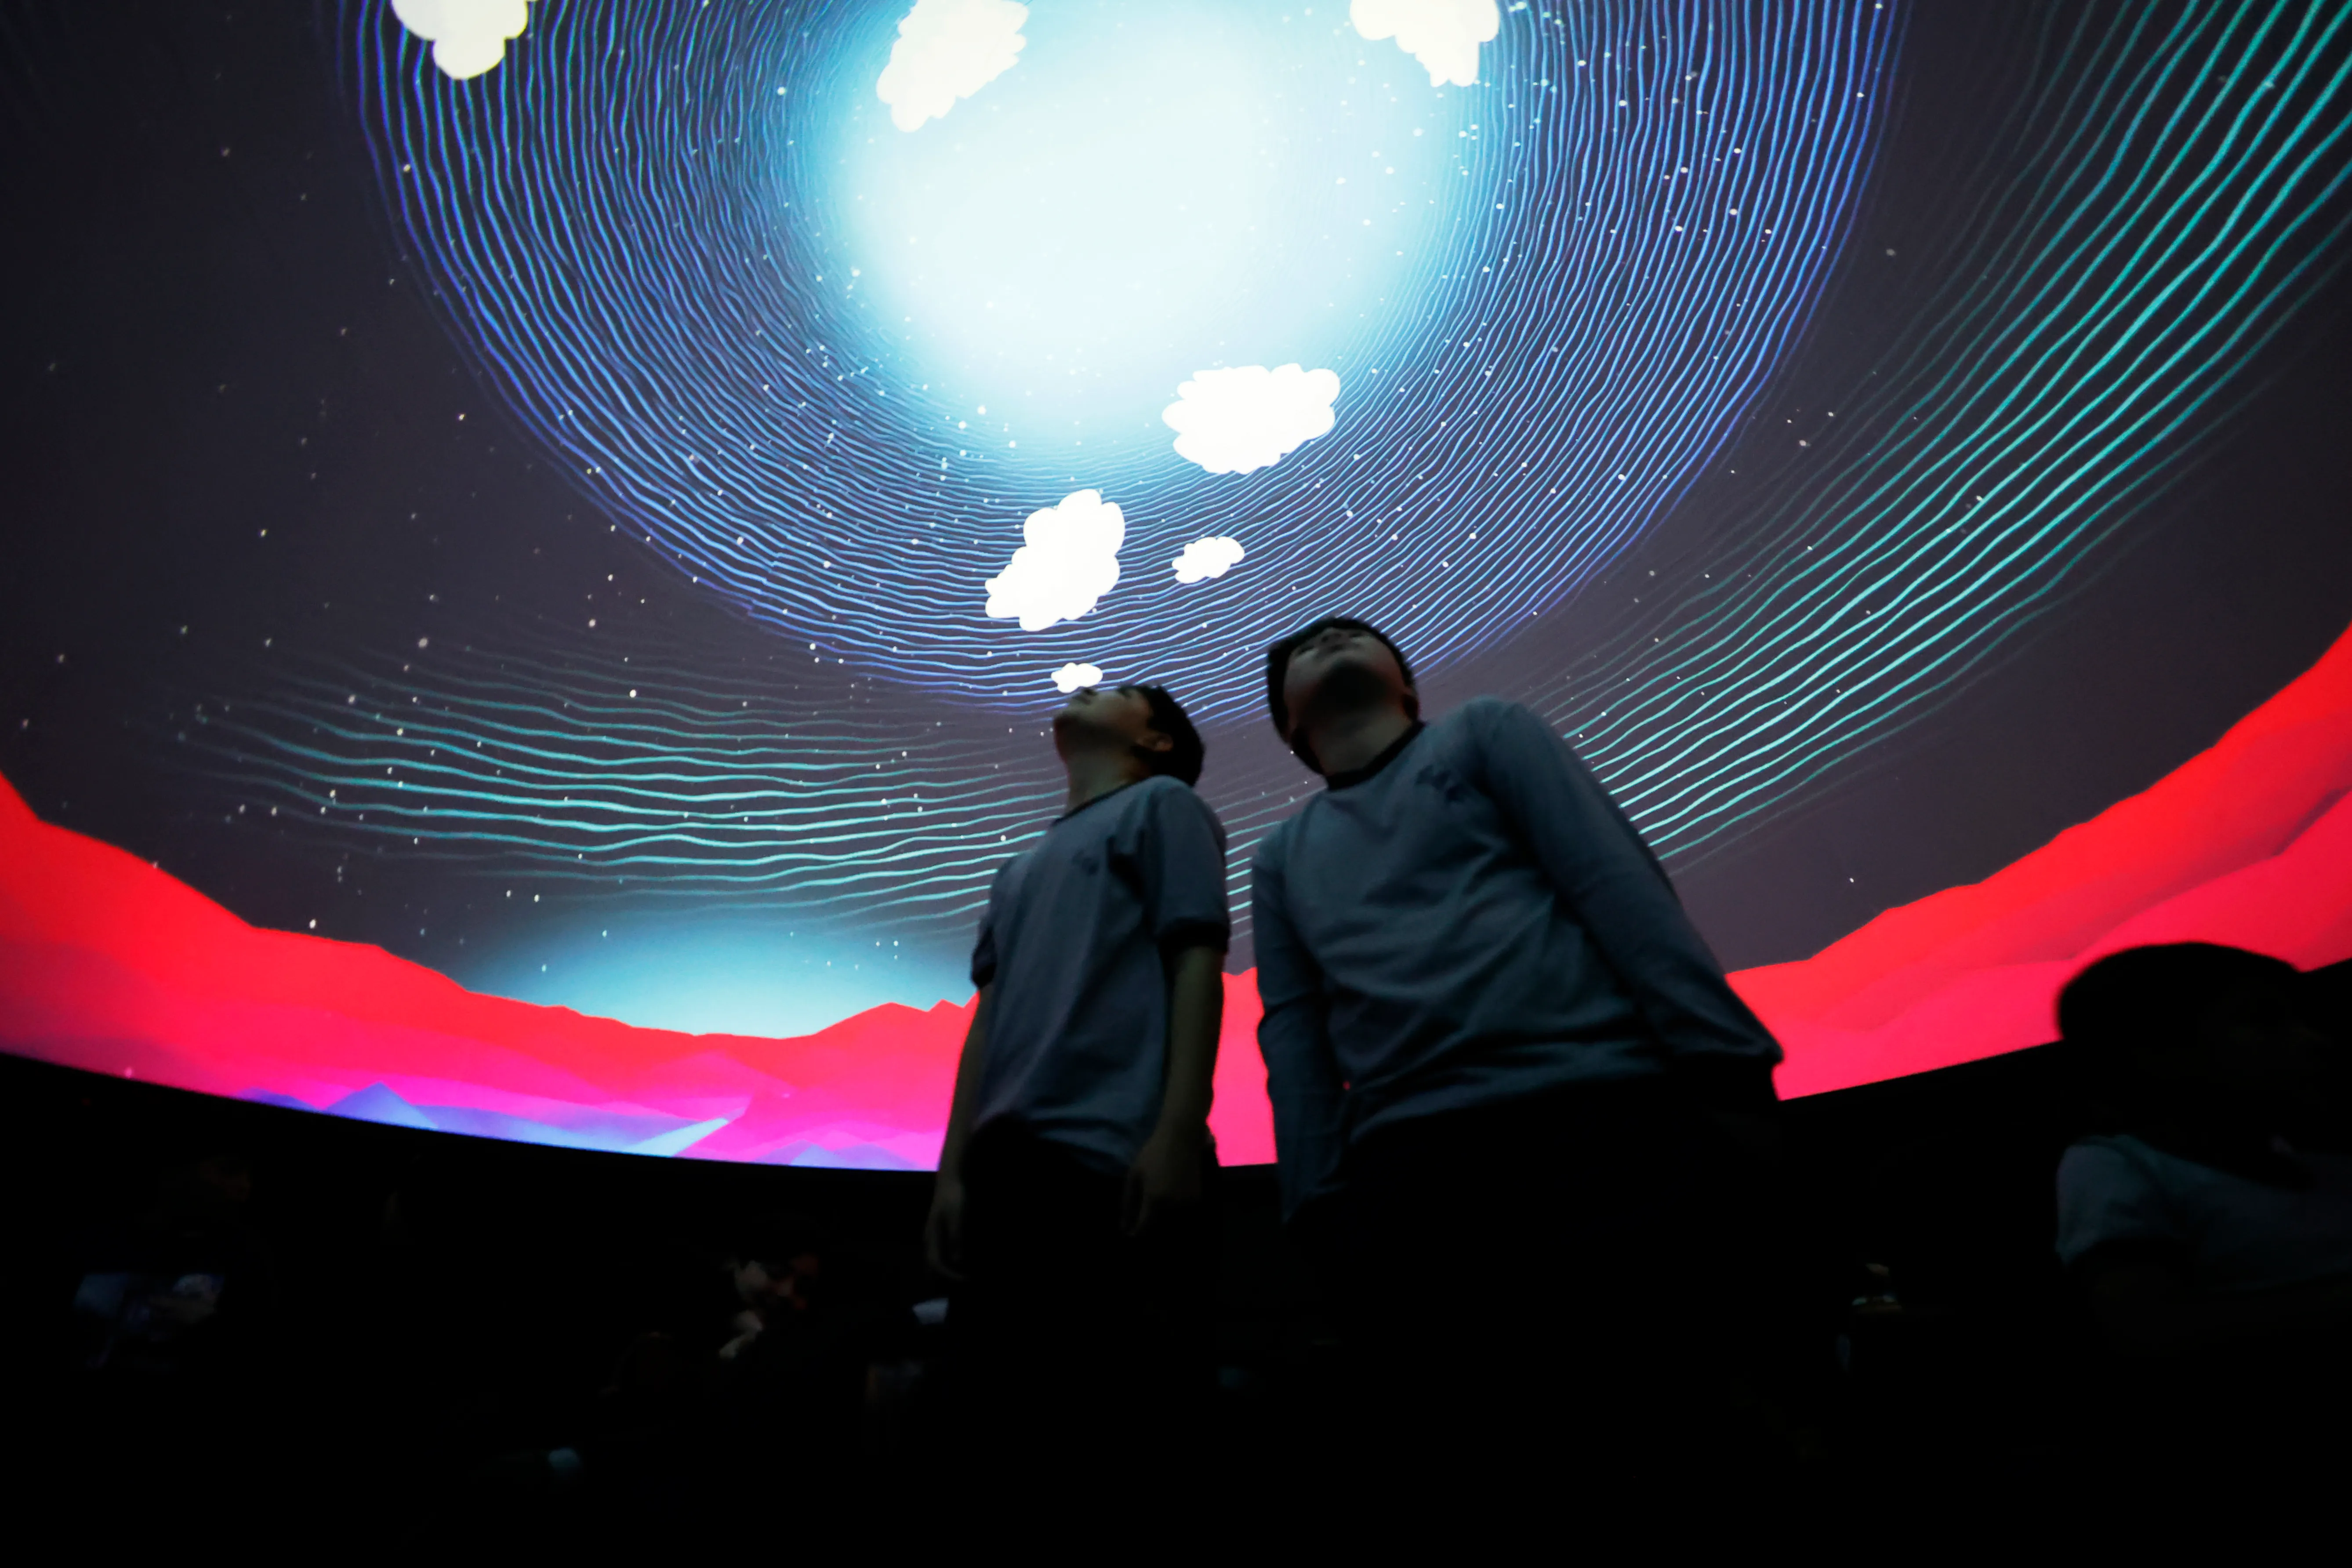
[1162,365,1340,476]
[985,490,1125,632]
[1350,0,1499,88]
[1172,537,1246,584]
[876,0,1028,133]
[391,0,534,82]
[1052,662,1105,693]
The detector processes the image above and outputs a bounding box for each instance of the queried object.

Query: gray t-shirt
[2056,1133,2352,1293]
[969,775,1230,1174]
[1252,697,1781,1216]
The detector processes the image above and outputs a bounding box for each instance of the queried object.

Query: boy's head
[1053,682,1204,786]
[1263,616,1417,769]
[2057,943,2322,1104]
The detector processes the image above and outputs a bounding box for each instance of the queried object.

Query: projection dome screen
[4,0,2350,1168]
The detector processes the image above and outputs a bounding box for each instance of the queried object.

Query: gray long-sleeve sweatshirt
[1251,697,1782,1218]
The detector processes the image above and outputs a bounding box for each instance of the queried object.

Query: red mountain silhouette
[5,620,2350,1164]
[1744,620,2352,1094]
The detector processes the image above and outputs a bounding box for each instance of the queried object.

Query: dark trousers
[948,1124,1217,1474]
[1327,1078,1772,1495]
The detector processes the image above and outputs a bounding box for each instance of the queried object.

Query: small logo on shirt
[1415,763,1471,804]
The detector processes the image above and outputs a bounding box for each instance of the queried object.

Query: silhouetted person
[926,682,1227,1474]
[68,1151,275,1385]
[2054,943,2352,1485]
[1251,617,1785,1488]
[706,1218,872,1489]
[715,1227,825,1365]
[62,1150,282,1513]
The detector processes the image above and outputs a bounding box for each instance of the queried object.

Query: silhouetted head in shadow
[2059,943,2343,1173]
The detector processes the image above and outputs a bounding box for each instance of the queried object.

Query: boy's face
[1281,624,1411,742]
[1053,684,1169,763]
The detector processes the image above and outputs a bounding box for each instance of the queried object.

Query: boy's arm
[1125,944,1223,1236]
[937,983,993,1183]
[1253,845,1349,1224]
[1124,783,1231,1234]
[925,984,991,1281]
[1467,701,1780,1102]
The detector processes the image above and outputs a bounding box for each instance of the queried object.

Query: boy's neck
[1062,748,1146,815]
[1305,701,1417,780]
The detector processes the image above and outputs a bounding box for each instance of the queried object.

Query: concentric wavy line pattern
[343,0,1895,720]
[236,1,2348,968]
[1534,0,2352,860]
[181,632,1336,947]
[185,635,1063,927]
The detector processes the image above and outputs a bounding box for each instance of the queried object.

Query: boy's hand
[924,1174,968,1281]
[1123,1127,1204,1237]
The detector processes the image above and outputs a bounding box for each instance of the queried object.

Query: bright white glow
[1163,365,1339,475]
[840,5,1447,441]
[985,490,1125,631]
[1350,0,1499,88]
[1172,537,1246,583]
[876,0,1029,133]
[390,0,533,82]
[1052,662,1105,693]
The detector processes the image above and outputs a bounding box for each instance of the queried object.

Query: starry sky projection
[345,0,1895,714]
[2,0,2349,1038]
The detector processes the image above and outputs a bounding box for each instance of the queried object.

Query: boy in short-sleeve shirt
[926,681,1228,1463]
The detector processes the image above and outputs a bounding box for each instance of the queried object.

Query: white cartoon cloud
[1349,0,1499,88]
[1172,537,1247,584]
[391,0,534,83]
[1162,365,1340,477]
[1052,662,1105,693]
[876,0,1029,133]
[984,490,1125,632]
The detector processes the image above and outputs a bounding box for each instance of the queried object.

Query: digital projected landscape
[3,0,2348,1166]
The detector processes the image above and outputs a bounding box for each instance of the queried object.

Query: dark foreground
[0,1037,2327,1538]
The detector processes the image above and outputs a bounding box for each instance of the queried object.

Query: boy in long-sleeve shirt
[927,680,1229,1471]
[1252,616,1783,1478]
